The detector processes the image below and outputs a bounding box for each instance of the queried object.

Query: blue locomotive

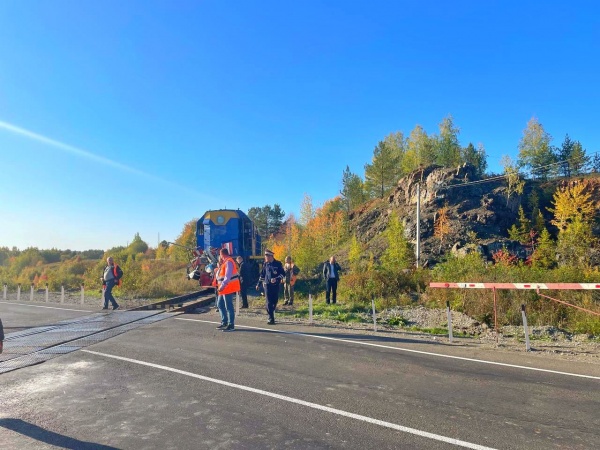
[196,209,262,259]
[186,209,262,285]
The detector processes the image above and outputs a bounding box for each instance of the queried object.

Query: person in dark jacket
[0,317,4,354]
[283,256,300,305]
[101,256,123,310]
[236,256,251,308]
[256,249,284,324]
[322,256,342,304]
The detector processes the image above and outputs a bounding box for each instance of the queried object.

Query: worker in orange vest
[215,247,241,332]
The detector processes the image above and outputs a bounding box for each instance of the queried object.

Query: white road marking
[82,349,496,450]
[0,301,91,313]
[177,318,600,380]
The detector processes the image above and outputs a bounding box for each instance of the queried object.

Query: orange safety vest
[216,257,241,294]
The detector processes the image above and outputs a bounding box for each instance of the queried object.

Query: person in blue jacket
[256,249,284,324]
[0,317,4,354]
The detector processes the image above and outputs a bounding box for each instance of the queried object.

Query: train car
[187,209,262,286]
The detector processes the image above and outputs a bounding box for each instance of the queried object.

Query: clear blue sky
[1,1,598,251]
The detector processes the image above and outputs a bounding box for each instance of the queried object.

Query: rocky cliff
[348,164,600,266]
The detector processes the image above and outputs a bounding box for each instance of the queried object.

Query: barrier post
[236,292,240,316]
[521,304,531,352]
[45,283,49,302]
[3,283,6,301]
[446,301,454,343]
[371,298,377,332]
[493,287,498,344]
[80,283,85,305]
[308,293,313,325]
[30,283,34,302]
[61,285,65,304]
[17,284,21,302]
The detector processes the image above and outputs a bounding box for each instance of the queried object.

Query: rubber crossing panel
[0,311,177,374]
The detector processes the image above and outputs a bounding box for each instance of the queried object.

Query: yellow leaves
[434,206,451,242]
[270,242,286,261]
[549,181,596,230]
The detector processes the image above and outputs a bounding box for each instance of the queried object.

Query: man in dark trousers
[236,255,251,308]
[256,249,284,324]
[322,255,342,304]
[0,317,4,354]
[101,256,123,310]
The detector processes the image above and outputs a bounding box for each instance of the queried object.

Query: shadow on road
[0,418,120,450]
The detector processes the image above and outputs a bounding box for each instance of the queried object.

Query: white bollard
[80,284,85,305]
[371,298,377,332]
[308,294,313,325]
[236,292,240,316]
[61,286,65,304]
[521,304,531,352]
[3,283,6,301]
[45,284,49,303]
[17,284,21,302]
[446,301,454,343]
[30,284,34,302]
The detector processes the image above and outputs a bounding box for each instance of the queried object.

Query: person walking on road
[283,256,300,306]
[236,256,251,309]
[102,256,123,310]
[323,256,342,304]
[0,317,4,354]
[256,249,284,324]
[215,248,241,332]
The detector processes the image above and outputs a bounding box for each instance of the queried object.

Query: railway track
[129,287,216,312]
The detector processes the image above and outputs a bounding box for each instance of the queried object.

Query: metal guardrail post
[446,301,454,343]
[371,298,377,332]
[17,284,21,302]
[30,283,34,302]
[80,284,85,305]
[308,293,313,325]
[45,283,49,302]
[3,283,6,301]
[521,304,531,352]
[61,286,65,304]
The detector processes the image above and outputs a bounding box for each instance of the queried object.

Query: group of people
[215,249,343,330]
[99,250,343,331]
[214,248,301,330]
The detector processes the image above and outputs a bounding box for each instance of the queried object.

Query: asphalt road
[0,302,598,449]
[0,300,99,333]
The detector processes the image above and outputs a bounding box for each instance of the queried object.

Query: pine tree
[460,143,487,176]
[507,206,531,243]
[435,115,461,167]
[381,212,413,270]
[569,141,590,175]
[531,228,555,268]
[340,166,367,212]
[364,134,403,199]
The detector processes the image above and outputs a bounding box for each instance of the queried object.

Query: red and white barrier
[430,282,600,290]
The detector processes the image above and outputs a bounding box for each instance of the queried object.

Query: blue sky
[0,1,598,251]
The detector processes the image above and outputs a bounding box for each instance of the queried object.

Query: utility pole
[416,182,420,268]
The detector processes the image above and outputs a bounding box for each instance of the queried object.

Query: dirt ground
[239,301,600,366]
